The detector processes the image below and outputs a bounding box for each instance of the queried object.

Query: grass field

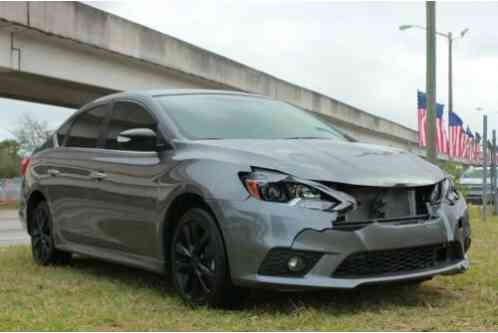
[0,207,497,331]
[0,201,19,210]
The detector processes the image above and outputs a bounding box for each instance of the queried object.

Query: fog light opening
[287,256,306,272]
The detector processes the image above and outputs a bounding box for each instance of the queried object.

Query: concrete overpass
[0,1,420,151]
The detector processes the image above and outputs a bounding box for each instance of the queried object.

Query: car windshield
[156,94,348,141]
[461,168,498,178]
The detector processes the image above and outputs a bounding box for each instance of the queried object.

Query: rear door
[48,104,110,248]
[88,100,164,261]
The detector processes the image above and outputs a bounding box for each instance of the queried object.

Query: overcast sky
[1,1,498,140]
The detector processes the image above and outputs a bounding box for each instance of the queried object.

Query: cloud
[0,98,74,140]
[2,1,497,140]
[88,1,498,134]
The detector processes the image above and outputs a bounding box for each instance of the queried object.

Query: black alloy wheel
[171,207,247,308]
[30,201,71,265]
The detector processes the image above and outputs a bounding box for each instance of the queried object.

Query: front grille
[333,214,430,231]
[317,182,438,228]
[258,248,323,277]
[332,242,463,278]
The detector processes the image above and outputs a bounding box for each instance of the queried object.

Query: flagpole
[482,115,488,221]
[492,130,497,215]
[426,1,437,163]
[447,32,453,160]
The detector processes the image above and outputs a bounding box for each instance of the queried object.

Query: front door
[89,101,164,262]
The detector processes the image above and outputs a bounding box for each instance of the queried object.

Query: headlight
[430,182,442,203]
[430,177,459,204]
[240,170,356,212]
[443,177,460,203]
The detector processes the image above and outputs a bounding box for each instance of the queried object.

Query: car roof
[91,89,267,105]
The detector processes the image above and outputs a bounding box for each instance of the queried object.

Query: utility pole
[447,32,453,159]
[482,115,488,221]
[492,130,497,215]
[426,1,437,163]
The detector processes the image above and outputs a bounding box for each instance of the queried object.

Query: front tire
[30,201,72,266]
[171,207,247,308]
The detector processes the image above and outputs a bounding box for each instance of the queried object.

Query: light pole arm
[406,25,450,39]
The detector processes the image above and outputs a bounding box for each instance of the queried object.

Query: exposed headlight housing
[240,169,356,212]
[443,177,460,203]
[430,177,459,204]
[430,181,443,203]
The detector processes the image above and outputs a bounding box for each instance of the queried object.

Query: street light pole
[426,1,437,163]
[476,108,498,218]
[448,31,453,157]
[399,23,468,161]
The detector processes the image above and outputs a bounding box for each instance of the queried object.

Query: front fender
[159,158,251,202]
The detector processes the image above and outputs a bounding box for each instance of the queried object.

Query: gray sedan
[19,90,471,307]
[460,167,497,204]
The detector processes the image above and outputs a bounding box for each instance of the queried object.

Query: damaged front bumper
[215,194,470,291]
[246,256,469,290]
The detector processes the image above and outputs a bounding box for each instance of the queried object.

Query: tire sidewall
[31,201,55,265]
[170,207,229,307]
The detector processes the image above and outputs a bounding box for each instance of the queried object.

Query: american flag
[464,126,474,161]
[449,111,464,158]
[474,132,481,162]
[487,140,493,164]
[436,103,448,154]
[417,91,447,153]
[417,91,428,147]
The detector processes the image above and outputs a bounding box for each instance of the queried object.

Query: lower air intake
[332,242,463,278]
[258,248,323,277]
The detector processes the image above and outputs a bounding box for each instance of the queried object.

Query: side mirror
[117,128,158,152]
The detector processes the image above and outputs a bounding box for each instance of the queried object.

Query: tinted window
[105,102,157,151]
[156,94,347,141]
[66,106,108,148]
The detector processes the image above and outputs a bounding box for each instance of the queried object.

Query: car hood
[179,139,445,187]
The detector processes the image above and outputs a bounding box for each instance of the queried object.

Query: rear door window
[66,105,108,148]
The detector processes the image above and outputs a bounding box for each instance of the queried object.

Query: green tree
[10,114,51,155]
[0,140,21,178]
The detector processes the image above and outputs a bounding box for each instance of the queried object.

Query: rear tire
[30,201,72,266]
[171,207,248,308]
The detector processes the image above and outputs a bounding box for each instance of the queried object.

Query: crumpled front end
[216,179,471,290]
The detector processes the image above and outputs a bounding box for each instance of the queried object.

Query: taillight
[20,157,31,177]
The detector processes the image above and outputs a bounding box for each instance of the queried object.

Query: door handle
[47,169,60,177]
[90,171,107,180]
